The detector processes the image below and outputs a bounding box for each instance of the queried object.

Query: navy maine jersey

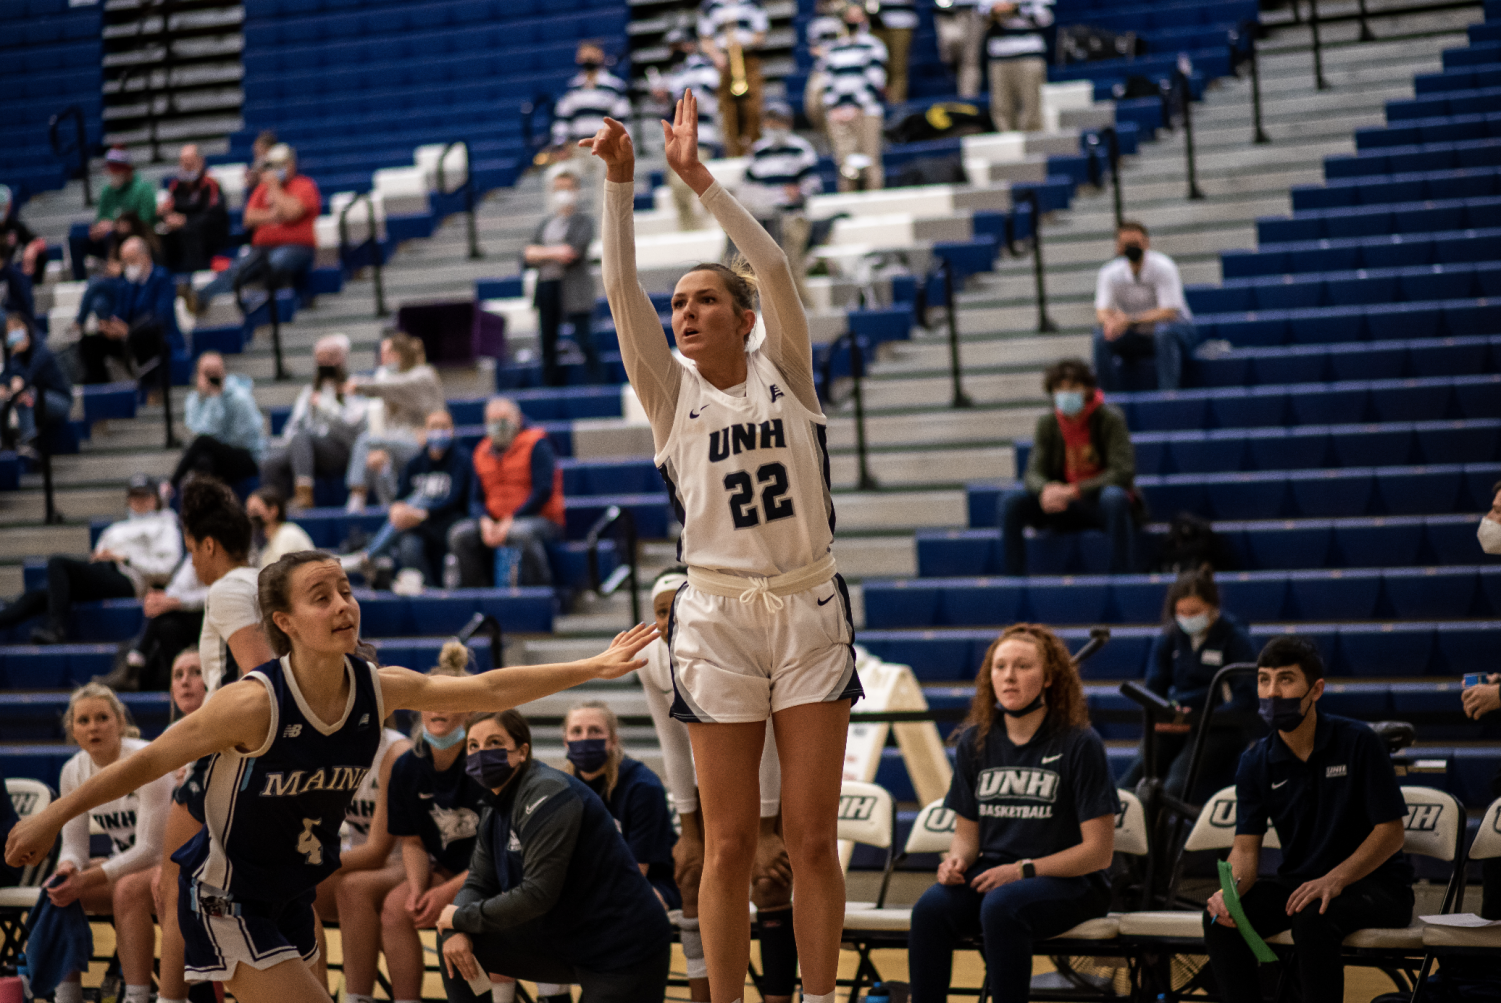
[173,654,383,902]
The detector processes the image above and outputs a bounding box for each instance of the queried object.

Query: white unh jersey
[656,352,835,577]
[343,727,406,851]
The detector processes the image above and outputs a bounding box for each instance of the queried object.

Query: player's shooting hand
[662,91,704,181]
[589,623,659,680]
[579,117,634,183]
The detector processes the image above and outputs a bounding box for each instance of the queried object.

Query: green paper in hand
[1217,859,1279,964]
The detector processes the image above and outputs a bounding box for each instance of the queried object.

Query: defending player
[5,549,656,1003]
[586,89,858,1003]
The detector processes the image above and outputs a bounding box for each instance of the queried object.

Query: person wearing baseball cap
[0,474,180,644]
[71,147,158,281]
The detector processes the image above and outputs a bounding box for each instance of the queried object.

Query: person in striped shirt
[698,0,770,156]
[870,0,919,104]
[803,0,845,137]
[982,0,1054,132]
[821,4,888,192]
[653,22,724,231]
[549,40,632,211]
[738,102,823,305]
[933,0,984,98]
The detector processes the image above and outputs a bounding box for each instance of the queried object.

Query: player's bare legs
[225,952,330,1003]
[687,721,767,1003]
[772,700,851,998]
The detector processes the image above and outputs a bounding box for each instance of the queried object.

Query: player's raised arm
[378,622,658,713]
[5,680,271,869]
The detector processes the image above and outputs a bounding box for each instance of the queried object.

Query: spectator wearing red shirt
[191,143,320,314]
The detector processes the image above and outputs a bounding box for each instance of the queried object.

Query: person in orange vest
[447,397,566,587]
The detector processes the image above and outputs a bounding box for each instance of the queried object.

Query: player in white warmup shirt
[586,89,859,1003]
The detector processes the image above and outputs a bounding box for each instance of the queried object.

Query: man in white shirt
[1093,220,1198,391]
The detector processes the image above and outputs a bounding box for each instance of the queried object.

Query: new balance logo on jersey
[358,714,370,727]
[708,419,786,462]
[260,766,369,798]
[283,725,303,738]
[769,384,784,403]
[975,767,1060,803]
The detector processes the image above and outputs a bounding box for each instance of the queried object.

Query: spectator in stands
[822,3,888,193]
[103,554,206,694]
[1204,636,1413,1003]
[0,250,35,328]
[525,172,602,386]
[934,0,984,99]
[739,101,822,305]
[316,719,413,1003]
[0,762,20,888]
[434,709,674,1003]
[262,334,367,510]
[699,0,770,157]
[996,358,1141,576]
[551,40,632,209]
[383,645,487,1003]
[1,312,72,456]
[71,211,161,348]
[1093,220,1197,392]
[871,0,918,104]
[0,474,179,644]
[447,397,564,588]
[172,351,265,492]
[652,21,722,231]
[49,682,173,1003]
[343,329,445,512]
[189,143,319,316]
[72,147,158,281]
[982,0,1055,132]
[160,144,229,275]
[562,701,681,908]
[1121,565,1257,801]
[345,410,473,590]
[179,475,271,694]
[0,184,49,282]
[803,0,845,137]
[242,129,279,197]
[247,485,314,569]
[80,236,180,386]
[909,623,1119,1003]
[1467,479,1501,919]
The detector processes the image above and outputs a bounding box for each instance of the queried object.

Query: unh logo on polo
[975,768,1060,803]
[1405,803,1443,832]
[839,795,878,821]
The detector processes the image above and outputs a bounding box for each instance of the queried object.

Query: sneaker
[344,492,365,514]
[30,625,66,645]
[392,568,425,596]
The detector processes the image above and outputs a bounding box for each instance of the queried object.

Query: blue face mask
[427,430,453,452]
[565,737,609,773]
[1259,693,1310,733]
[6,328,25,349]
[423,725,466,750]
[1177,613,1212,636]
[466,747,517,789]
[1054,390,1086,417]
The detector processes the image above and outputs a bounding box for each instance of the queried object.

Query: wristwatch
[1020,859,1036,879]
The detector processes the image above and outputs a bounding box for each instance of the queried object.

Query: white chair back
[6,778,51,819]
[837,781,895,850]
[1115,789,1150,857]
[1183,785,1281,852]
[905,799,957,855]
[1468,797,1501,862]
[1399,786,1464,862]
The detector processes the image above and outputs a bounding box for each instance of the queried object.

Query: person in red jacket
[189,143,319,315]
[448,397,566,587]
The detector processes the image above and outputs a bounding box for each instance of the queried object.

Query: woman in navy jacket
[1122,564,1257,801]
[2,312,72,451]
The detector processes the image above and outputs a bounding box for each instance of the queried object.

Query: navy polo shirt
[1235,712,1411,884]
[583,756,681,910]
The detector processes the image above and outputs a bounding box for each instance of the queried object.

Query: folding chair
[1411,795,1501,1002]
[0,778,58,969]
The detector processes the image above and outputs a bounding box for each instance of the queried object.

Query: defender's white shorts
[667,574,863,724]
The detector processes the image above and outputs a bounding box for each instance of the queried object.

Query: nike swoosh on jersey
[525,795,549,815]
[817,594,835,605]
[689,407,705,418]
[1041,754,1062,763]
[1272,780,1289,789]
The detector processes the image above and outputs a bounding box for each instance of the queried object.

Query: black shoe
[30,625,66,645]
[369,555,396,591]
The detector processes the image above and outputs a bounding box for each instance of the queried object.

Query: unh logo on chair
[923,807,958,833]
[10,792,37,815]
[1209,798,1238,828]
[839,795,879,821]
[1405,802,1444,832]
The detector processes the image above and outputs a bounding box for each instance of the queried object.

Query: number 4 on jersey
[297,818,322,865]
[724,462,795,529]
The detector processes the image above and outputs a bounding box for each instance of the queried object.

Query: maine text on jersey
[261,766,370,797]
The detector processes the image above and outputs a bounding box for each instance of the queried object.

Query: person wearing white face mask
[1121,564,1257,801]
[1464,480,1501,921]
[82,235,182,386]
[0,475,180,644]
[524,172,601,387]
[737,102,821,306]
[997,358,1142,575]
[447,397,566,587]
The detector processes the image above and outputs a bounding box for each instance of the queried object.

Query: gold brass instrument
[727,35,750,97]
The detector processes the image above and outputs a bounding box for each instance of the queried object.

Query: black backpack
[1153,512,1233,573]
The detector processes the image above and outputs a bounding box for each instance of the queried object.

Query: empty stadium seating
[0,0,101,201]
